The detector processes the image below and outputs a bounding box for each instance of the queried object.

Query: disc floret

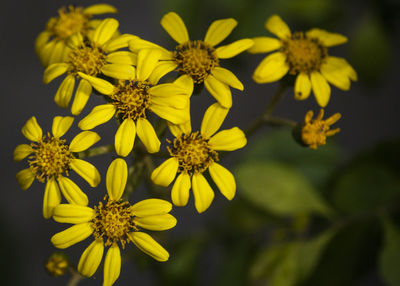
[47,6,90,40]
[68,44,107,76]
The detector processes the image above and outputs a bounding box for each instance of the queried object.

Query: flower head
[78,48,191,156]
[51,158,176,286]
[301,109,341,149]
[151,103,247,213]
[43,18,136,115]
[14,116,101,218]
[36,4,117,67]
[249,15,357,107]
[129,12,254,108]
[45,252,69,277]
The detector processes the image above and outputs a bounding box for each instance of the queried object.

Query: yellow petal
[16,168,35,190]
[101,64,135,80]
[51,223,93,249]
[77,72,114,95]
[13,144,32,162]
[78,104,116,130]
[57,176,88,206]
[35,31,51,54]
[78,240,104,278]
[128,232,169,261]
[103,244,121,286]
[167,121,192,137]
[215,39,254,59]
[294,73,312,100]
[204,75,232,108]
[70,159,101,187]
[252,52,289,84]
[171,173,191,207]
[71,79,92,116]
[22,116,42,142]
[200,102,229,138]
[130,199,173,217]
[151,90,189,109]
[204,18,237,46]
[48,40,65,66]
[43,178,62,219]
[209,127,247,151]
[136,118,160,153]
[54,75,75,108]
[93,18,119,46]
[161,12,189,44]
[83,4,117,15]
[136,49,162,81]
[208,162,236,200]
[265,15,291,39]
[150,103,190,124]
[247,36,281,54]
[320,56,352,91]
[134,214,177,231]
[149,83,188,100]
[115,119,136,157]
[211,67,243,90]
[106,51,137,65]
[52,116,74,138]
[53,204,95,224]
[67,32,84,49]
[306,28,347,47]
[310,71,331,107]
[173,74,194,96]
[192,173,215,213]
[106,158,128,201]
[148,61,177,85]
[43,63,69,84]
[129,37,172,60]
[39,40,56,67]
[151,158,179,187]
[69,131,101,152]
[103,34,137,52]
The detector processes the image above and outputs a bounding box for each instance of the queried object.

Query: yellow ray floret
[248,15,357,107]
[51,158,176,286]
[14,116,101,219]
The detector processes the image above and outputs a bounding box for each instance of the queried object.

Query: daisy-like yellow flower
[248,15,357,107]
[43,18,136,115]
[151,103,247,213]
[51,158,176,286]
[14,116,101,219]
[301,109,341,149]
[78,48,191,156]
[129,12,254,108]
[36,4,117,67]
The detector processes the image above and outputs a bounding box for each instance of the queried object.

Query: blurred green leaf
[235,161,332,217]
[379,217,400,286]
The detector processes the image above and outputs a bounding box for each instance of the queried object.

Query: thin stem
[67,268,84,286]
[77,145,114,158]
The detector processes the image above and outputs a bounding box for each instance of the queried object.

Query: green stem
[67,268,84,286]
[77,145,114,158]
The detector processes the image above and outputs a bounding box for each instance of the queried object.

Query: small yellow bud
[45,252,69,277]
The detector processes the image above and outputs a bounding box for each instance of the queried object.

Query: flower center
[68,44,107,76]
[168,131,218,174]
[28,134,74,182]
[281,32,327,74]
[110,80,152,121]
[174,40,219,83]
[91,197,137,248]
[46,6,90,40]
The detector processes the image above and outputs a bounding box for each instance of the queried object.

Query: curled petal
[51,223,93,249]
[83,4,117,15]
[211,67,243,91]
[52,116,74,138]
[54,75,75,108]
[106,158,128,201]
[204,75,232,108]
[306,28,347,47]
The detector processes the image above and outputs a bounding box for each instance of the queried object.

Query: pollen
[174,40,219,83]
[301,109,341,150]
[46,6,90,40]
[91,196,137,248]
[68,44,107,76]
[168,131,218,174]
[281,32,327,74]
[110,80,152,121]
[28,133,74,182]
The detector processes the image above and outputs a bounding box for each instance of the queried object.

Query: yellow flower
[151,103,247,213]
[129,12,254,108]
[36,4,117,67]
[248,15,357,107]
[51,158,176,286]
[78,48,191,156]
[14,116,101,219]
[301,109,341,149]
[43,18,136,115]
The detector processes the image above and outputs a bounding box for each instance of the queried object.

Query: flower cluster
[14,5,356,285]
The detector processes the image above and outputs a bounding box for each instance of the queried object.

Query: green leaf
[379,217,400,286]
[235,161,332,217]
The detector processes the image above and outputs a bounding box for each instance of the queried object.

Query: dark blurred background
[1,0,400,285]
